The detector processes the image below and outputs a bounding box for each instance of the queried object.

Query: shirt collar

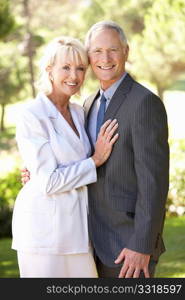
[100,72,127,101]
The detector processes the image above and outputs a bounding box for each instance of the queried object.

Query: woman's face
[50,51,86,98]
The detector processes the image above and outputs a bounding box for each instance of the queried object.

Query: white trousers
[17,250,98,278]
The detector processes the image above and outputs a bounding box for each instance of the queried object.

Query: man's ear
[124,45,129,60]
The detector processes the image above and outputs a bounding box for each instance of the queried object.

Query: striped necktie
[96,93,107,139]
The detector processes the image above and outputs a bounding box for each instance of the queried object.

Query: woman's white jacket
[12,93,97,255]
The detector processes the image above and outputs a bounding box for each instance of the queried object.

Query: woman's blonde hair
[37,36,89,95]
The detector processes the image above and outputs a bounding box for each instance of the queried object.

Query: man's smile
[98,65,116,70]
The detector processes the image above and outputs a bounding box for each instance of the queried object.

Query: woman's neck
[48,93,70,114]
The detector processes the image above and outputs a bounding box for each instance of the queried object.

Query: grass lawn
[155,215,185,278]
[0,238,19,278]
[0,215,184,278]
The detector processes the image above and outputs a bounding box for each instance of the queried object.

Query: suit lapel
[104,73,134,121]
[84,74,134,125]
[84,91,100,125]
[83,73,134,152]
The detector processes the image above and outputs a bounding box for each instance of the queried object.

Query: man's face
[88,28,129,90]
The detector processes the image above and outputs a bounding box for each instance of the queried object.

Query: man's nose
[101,51,110,63]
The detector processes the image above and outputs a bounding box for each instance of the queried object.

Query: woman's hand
[92,119,119,167]
[21,167,30,185]
[21,119,118,181]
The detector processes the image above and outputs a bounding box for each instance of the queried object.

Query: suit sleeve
[16,109,97,196]
[127,94,169,254]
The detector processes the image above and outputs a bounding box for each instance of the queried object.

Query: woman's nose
[69,70,77,80]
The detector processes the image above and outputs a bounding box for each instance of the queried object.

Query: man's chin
[96,73,116,81]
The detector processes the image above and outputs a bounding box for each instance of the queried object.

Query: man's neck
[100,72,126,91]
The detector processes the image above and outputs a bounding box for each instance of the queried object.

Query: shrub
[0,168,22,237]
[166,139,185,216]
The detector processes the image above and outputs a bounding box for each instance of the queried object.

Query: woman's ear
[46,65,51,72]
[46,66,54,82]
[49,73,54,82]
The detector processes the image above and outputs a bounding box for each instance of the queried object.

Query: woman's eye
[77,67,85,71]
[63,66,70,70]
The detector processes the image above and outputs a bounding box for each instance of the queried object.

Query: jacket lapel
[51,108,87,157]
[39,93,87,157]
[84,74,134,125]
[84,91,100,127]
[104,73,134,121]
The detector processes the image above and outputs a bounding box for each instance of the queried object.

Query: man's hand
[114,248,150,278]
[21,167,30,185]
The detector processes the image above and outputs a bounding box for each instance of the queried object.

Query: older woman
[12,36,118,278]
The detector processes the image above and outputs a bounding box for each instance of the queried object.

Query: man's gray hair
[85,20,128,51]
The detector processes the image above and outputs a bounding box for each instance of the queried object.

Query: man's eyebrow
[91,47,101,50]
[91,46,120,50]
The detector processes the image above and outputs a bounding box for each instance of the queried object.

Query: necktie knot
[96,93,107,138]
[100,93,107,104]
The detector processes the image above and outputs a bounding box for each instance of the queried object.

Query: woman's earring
[50,74,54,82]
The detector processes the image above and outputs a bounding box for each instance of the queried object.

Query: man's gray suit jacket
[84,73,169,267]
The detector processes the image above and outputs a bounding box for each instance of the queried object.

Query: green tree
[130,0,185,100]
[0,48,25,131]
[0,0,45,131]
[21,0,44,98]
[0,0,19,131]
[77,0,185,99]
[0,0,15,39]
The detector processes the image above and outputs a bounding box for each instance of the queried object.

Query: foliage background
[0,0,185,277]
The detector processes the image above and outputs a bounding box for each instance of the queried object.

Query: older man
[84,20,169,278]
